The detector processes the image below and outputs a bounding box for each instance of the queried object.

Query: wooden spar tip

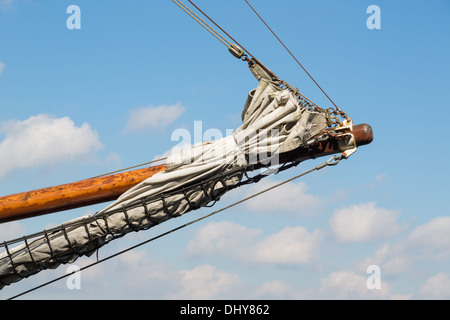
[0,123,373,224]
[0,165,166,224]
[354,123,373,147]
[278,123,373,163]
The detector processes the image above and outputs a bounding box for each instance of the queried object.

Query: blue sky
[0,0,449,299]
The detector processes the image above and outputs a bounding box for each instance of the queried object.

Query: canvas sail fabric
[0,79,328,289]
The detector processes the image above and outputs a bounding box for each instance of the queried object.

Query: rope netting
[0,77,330,290]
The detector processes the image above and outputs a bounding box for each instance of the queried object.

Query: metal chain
[172,0,349,126]
[243,0,347,122]
[6,153,345,299]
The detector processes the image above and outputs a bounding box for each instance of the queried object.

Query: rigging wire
[243,0,341,111]
[4,1,353,299]
[186,0,255,59]
[171,0,232,48]
[6,154,344,300]
[175,0,347,124]
[86,157,167,180]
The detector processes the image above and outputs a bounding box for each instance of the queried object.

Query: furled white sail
[0,78,327,289]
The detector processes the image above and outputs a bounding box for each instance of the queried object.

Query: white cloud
[243,179,322,216]
[251,280,306,299]
[104,152,122,168]
[405,216,450,261]
[185,221,261,260]
[185,221,323,266]
[0,221,26,242]
[252,226,324,265]
[390,293,413,300]
[0,114,102,177]
[375,173,387,183]
[36,251,182,299]
[365,173,389,189]
[123,103,184,133]
[169,264,243,299]
[37,249,245,299]
[418,273,450,299]
[319,270,391,299]
[0,62,5,76]
[329,202,403,243]
[90,253,244,299]
[0,0,13,11]
[362,243,409,275]
[360,216,450,278]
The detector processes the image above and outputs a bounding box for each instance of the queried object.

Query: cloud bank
[0,0,13,11]
[329,202,404,243]
[363,216,450,276]
[123,103,185,133]
[0,114,102,177]
[185,221,324,266]
[243,179,322,216]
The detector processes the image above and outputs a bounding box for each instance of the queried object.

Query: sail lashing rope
[0,0,355,295]
[182,0,349,126]
[1,75,332,290]
[5,153,345,300]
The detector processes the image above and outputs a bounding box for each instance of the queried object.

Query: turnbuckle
[316,155,343,170]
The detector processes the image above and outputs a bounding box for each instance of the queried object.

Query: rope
[6,154,344,300]
[3,2,353,298]
[171,0,232,48]
[186,0,255,59]
[87,157,167,179]
[243,0,341,111]
[171,0,345,125]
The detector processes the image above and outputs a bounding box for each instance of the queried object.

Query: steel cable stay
[0,0,374,298]
[74,0,265,183]
[0,0,237,226]
[6,154,344,300]
[69,0,348,185]
[243,0,342,113]
[173,0,348,126]
[86,157,167,180]
[171,0,232,48]
[185,0,255,60]
[38,3,229,185]
[0,150,327,251]
[83,0,347,184]
[65,0,238,185]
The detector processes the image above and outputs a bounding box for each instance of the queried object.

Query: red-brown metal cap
[353,123,374,147]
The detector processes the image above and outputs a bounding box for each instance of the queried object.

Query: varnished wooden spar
[279,123,373,163]
[0,124,373,224]
[0,165,166,223]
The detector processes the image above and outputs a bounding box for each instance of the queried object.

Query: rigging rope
[243,0,342,113]
[87,157,167,179]
[172,0,232,48]
[172,0,348,125]
[0,1,357,298]
[6,154,344,300]
[186,0,255,60]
